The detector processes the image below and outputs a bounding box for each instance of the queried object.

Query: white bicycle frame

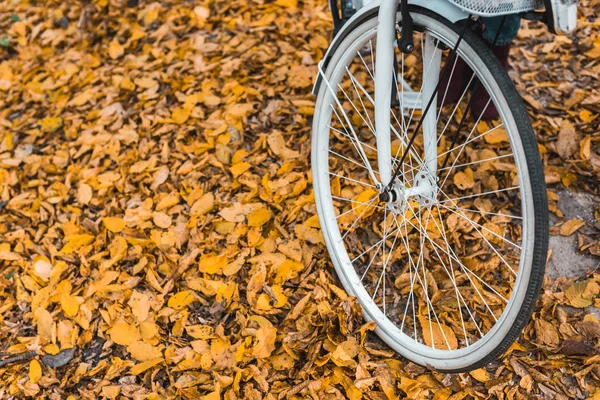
[317,0,575,194]
[374,0,465,192]
[315,0,468,193]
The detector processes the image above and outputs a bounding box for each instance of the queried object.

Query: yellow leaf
[167,291,196,310]
[202,391,220,400]
[171,107,191,124]
[140,321,158,340]
[144,8,159,25]
[103,217,126,233]
[580,135,592,160]
[109,40,124,59]
[29,359,42,384]
[331,338,359,367]
[129,291,150,322]
[60,293,80,317]
[269,352,295,370]
[230,162,251,178]
[433,388,452,400]
[579,109,597,123]
[484,127,508,144]
[34,307,54,341]
[251,316,277,358]
[418,315,458,350]
[305,215,321,228]
[274,259,304,283]
[247,208,271,227]
[560,219,585,236]
[120,76,136,90]
[70,91,93,107]
[101,386,120,399]
[267,131,300,159]
[108,322,140,346]
[156,193,180,211]
[127,341,163,361]
[469,368,490,383]
[565,280,594,308]
[275,0,297,7]
[130,357,163,375]
[186,325,215,340]
[351,189,379,218]
[585,36,600,58]
[190,192,214,216]
[199,254,226,274]
[271,284,288,308]
[39,117,63,133]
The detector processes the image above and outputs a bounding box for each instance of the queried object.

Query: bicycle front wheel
[311,7,548,372]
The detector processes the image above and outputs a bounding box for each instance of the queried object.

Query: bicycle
[311,0,577,371]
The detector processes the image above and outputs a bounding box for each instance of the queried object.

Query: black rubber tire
[422,8,549,373]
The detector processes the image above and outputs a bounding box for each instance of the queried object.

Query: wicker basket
[446,0,545,15]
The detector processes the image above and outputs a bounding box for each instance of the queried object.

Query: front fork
[374,0,441,189]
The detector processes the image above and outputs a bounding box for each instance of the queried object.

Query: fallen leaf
[108,322,140,346]
[103,217,126,233]
[29,359,42,384]
[560,219,585,236]
[247,207,271,227]
[109,40,124,59]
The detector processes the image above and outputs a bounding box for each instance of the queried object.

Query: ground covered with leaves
[0,0,599,398]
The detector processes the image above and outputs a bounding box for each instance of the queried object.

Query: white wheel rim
[312,12,535,370]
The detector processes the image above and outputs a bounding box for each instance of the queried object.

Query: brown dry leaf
[555,119,578,159]
[77,183,93,205]
[418,316,458,350]
[535,319,560,347]
[1,0,599,397]
[152,211,172,228]
[560,219,585,236]
[453,168,475,190]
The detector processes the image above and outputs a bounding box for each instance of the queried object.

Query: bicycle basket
[446,0,544,15]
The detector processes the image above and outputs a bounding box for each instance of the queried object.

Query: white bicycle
[312,0,577,371]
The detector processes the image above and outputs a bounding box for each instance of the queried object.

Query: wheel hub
[379,171,438,211]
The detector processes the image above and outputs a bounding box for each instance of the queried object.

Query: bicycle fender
[312,0,469,96]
